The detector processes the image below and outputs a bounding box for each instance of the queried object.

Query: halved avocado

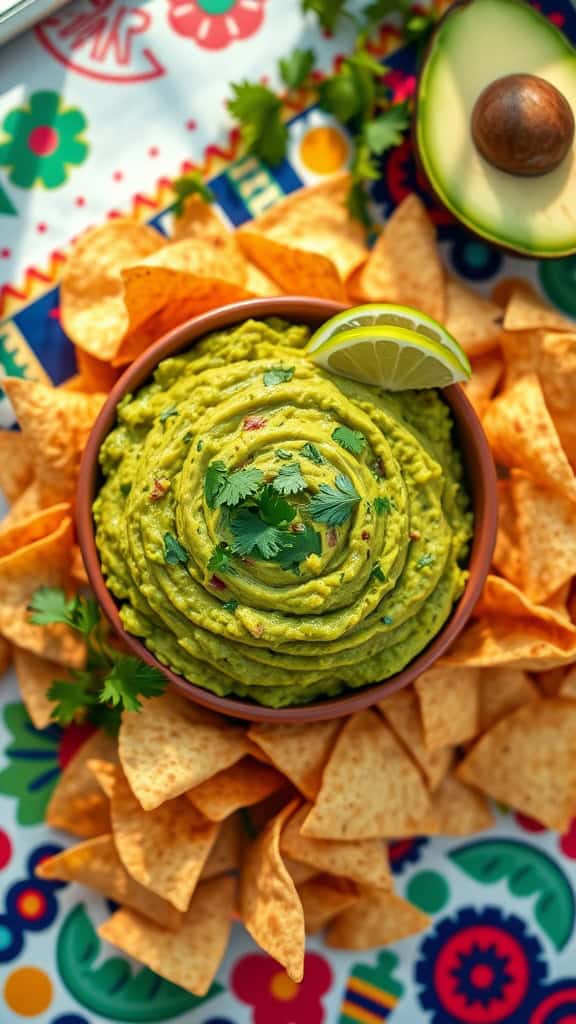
[416,0,576,257]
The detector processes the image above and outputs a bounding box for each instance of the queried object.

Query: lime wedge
[307,304,471,390]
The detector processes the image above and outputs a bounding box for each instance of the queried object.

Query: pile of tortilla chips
[2,173,576,992]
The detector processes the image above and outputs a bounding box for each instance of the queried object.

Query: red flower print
[232,951,332,1024]
[168,0,267,50]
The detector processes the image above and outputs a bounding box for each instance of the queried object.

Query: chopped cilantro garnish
[301,442,325,465]
[98,657,166,713]
[382,614,393,625]
[276,448,293,460]
[217,466,264,508]
[276,525,321,571]
[223,598,239,613]
[375,496,393,515]
[259,485,296,526]
[231,509,288,559]
[159,406,179,424]
[272,462,307,496]
[163,533,189,565]
[308,474,360,526]
[204,461,228,508]
[263,366,295,387]
[332,425,366,455]
[227,81,287,166]
[371,562,386,582]
[417,552,434,568]
[207,543,237,575]
[120,482,132,496]
[172,171,214,216]
[196,439,204,452]
[183,432,193,444]
[278,47,315,90]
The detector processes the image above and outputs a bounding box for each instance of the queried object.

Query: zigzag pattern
[0,251,66,320]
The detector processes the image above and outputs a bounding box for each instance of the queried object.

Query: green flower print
[0,90,88,190]
[0,702,61,825]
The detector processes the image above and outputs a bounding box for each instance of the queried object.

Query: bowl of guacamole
[78,297,497,722]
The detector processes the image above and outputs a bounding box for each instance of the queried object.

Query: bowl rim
[77,295,498,723]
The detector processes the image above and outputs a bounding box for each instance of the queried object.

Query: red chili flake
[374,459,386,478]
[243,415,267,431]
[290,523,305,533]
[209,575,226,591]
[150,478,171,502]
[361,531,370,542]
[410,529,421,541]
[327,528,338,548]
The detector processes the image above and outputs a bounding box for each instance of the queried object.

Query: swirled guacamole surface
[94,318,473,707]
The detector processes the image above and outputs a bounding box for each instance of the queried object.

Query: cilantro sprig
[308,474,361,526]
[28,588,166,733]
[332,425,366,455]
[172,171,214,217]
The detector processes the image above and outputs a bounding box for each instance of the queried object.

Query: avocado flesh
[417,0,576,257]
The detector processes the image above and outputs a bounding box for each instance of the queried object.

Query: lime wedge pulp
[307,303,471,391]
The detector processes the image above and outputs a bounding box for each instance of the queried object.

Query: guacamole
[94,318,473,707]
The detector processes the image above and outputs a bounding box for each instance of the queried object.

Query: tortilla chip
[71,545,89,587]
[358,194,444,321]
[12,647,70,730]
[37,834,182,929]
[200,814,244,881]
[445,278,502,357]
[247,719,342,800]
[431,774,494,835]
[0,507,85,667]
[492,479,524,588]
[378,687,452,790]
[99,875,235,996]
[499,329,542,383]
[0,636,11,675]
[46,729,117,837]
[186,756,284,822]
[299,877,359,934]
[60,219,165,360]
[503,282,573,333]
[301,710,431,841]
[113,280,253,367]
[536,330,576,410]
[483,372,576,501]
[537,668,567,697]
[236,232,345,301]
[551,409,576,468]
[476,574,576,631]
[4,378,106,502]
[247,172,368,280]
[477,667,539,731]
[414,665,480,750]
[560,666,576,699]
[111,767,218,911]
[0,430,33,504]
[280,803,392,890]
[345,262,369,304]
[462,352,504,420]
[119,692,248,811]
[327,889,430,949]
[458,699,576,830]
[171,196,246,273]
[0,481,43,532]
[86,757,117,799]
[508,471,576,603]
[59,374,87,392]
[241,799,305,983]
[245,261,281,297]
[544,582,572,620]
[445,614,576,671]
[284,858,318,886]
[75,349,120,394]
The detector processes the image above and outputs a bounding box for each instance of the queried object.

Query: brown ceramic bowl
[77,296,497,723]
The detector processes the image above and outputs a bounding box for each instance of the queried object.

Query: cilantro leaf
[417,552,434,568]
[375,496,393,514]
[231,509,288,559]
[205,461,228,508]
[308,474,361,526]
[74,597,101,635]
[120,482,132,496]
[163,533,189,565]
[319,67,364,123]
[217,467,264,508]
[28,587,79,628]
[279,48,315,90]
[98,656,166,713]
[301,0,350,32]
[382,614,393,625]
[346,179,372,228]
[371,561,386,582]
[364,103,410,155]
[276,448,293,460]
[48,676,97,726]
[228,82,288,166]
[223,598,239,613]
[276,525,322,570]
[263,366,295,387]
[159,406,179,424]
[272,462,307,496]
[208,543,237,575]
[332,425,366,455]
[301,442,325,465]
[172,172,214,217]
[259,485,296,526]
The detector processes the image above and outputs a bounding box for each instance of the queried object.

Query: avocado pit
[471,73,574,177]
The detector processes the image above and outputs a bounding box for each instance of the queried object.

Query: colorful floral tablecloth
[2,1,576,1021]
